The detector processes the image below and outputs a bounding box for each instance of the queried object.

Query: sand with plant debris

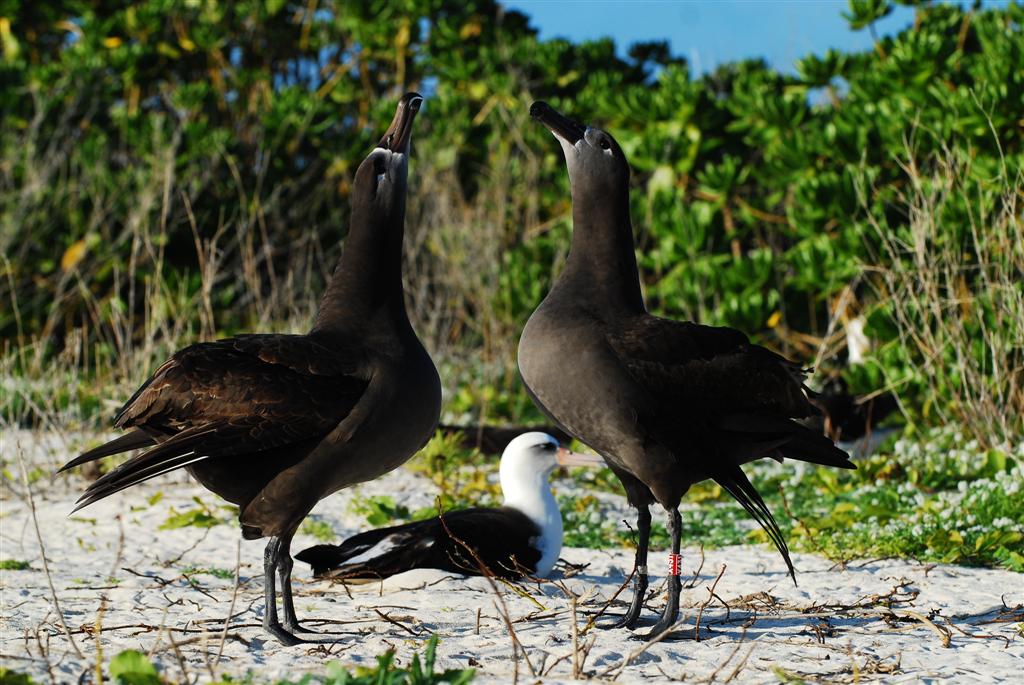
[2,429,1021,683]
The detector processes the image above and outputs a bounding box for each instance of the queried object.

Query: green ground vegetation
[563,428,1023,572]
[0,636,475,685]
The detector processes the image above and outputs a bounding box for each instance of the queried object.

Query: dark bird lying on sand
[58,93,440,646]
[297,432,603,580]
[519,101,855,638]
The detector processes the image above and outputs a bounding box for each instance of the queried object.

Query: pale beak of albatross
[555,447,604,467]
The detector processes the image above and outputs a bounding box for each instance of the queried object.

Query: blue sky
[502,1,1010,74]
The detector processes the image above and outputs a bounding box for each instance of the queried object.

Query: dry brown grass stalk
[15,441,85,660]
[862,143,1023,447]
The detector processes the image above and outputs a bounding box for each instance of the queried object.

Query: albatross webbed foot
[277,626,349,644]
[264,621,306,646]
[634,573,681,640]
[601,571,648,629]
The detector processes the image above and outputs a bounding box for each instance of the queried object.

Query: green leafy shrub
[352,495,413,527]
[1,1,1021,442]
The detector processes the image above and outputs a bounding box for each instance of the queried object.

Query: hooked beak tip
[378,91,423,152]
[529,100,585,145]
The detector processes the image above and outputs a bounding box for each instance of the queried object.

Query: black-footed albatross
[297,432,602,580]
[58,93,441,646]
[519,101,854,638]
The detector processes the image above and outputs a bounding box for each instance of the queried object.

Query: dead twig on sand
[694,564,727,642]
[700,626,750,684]
[16,443,85,659]
[373,609,423,637]
[597,566,732,678]
[877,608,951,648]
[596,614,685,679]
[683,544,706,589]
[210,539,242,678]
[438,505,536,682]
[546,579,597,679]
[580,569,635,634]
[93,598,107,684]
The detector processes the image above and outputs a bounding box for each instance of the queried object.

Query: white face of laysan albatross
[499,431,604,577]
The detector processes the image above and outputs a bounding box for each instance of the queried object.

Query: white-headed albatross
[297,432,603,580]
[518,101,855,638]
[57,93,440,646]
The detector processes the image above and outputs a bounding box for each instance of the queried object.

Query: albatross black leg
[263,536,302,646]
[640,507,682,639]
[262,534,345,645]
[277,533,302,633]
[604,506,650,629]
[280,532,349,643]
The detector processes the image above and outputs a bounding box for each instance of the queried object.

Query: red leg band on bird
[668,553,682,576]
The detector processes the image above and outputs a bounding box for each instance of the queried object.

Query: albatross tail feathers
[70,424,222,513]
[713,463,796,584]
[716,412,855,470]
[58,429,156,473]
[296,526,424,579]
[779,424,855,470]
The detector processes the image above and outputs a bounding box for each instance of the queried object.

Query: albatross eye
[599,139,611,151]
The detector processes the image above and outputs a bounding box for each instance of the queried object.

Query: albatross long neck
[559,185,645,314]
[502,467,563,578]
[312,204,409,336]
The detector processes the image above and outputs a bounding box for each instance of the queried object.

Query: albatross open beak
[530,101,586,145]
[378,92,424,152]
[556,447,604,467]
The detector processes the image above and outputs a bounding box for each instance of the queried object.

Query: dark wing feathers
[114,335,361,431]
[606,315,818,419]
[297,525,426,578]
[59,429,156,473]
[607,314,851,577]
[62,334,367,509]
[607,317,750,361]
[715,413,854,469]
[72,423,225,512]
[229,333,358,376]
[296,507,542,580]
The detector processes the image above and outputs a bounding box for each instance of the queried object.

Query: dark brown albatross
[519,101,854,638]
[58,93,440,646]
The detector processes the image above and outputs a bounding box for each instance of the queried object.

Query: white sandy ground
[1,429,1022,684]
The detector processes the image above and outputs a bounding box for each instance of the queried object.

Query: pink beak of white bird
[555,446,604,467]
